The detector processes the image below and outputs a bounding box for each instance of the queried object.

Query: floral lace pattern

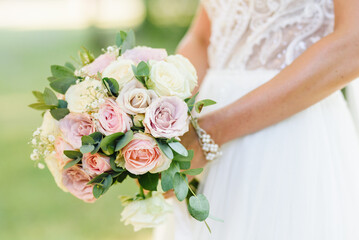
[202,0,334,70]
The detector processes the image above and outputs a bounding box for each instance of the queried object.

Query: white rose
[166,54,198,92]
[65,78,104,113]
[102,58,135,89]
[44,152,68,192]
[40,111,60,142]
[121,192,172,231]
[148,60,192,99]
[116,80,158,115]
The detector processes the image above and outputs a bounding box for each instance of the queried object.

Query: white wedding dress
[154,0,359,239]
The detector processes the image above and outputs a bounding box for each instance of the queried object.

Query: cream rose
[44,152,68,192]
[116,80,158,115]
[148,60,191,99]
[39,111,60,142]
[165,55,198,92]
[121,192,172,231]
[65,78,105,113]
[102,58,135,89]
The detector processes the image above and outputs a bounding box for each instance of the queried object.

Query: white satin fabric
[153,0,359,239]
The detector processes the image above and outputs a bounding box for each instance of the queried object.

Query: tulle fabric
[153,69,359,240]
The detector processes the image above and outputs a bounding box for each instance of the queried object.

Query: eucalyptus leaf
[194,99,217,113]
[64,62,76,72]
[88,173,109,184]
[81,135,96,145]
[161,161,179,191]
[32,91,44,102]
[89,132,103,143]
[185,92,199,112]
[168,141,188,157]
[110,156,125,172]
[115,130,133,151]
[28,103,54,110]
[57,99,68,108]
[51,65,75,78]
[156,139,174,160]
[138,172,159,191]
[100,132,124,155]
[80,144,95,154]
[173,172,188,201]
[50,108,70,120]
[93,184,104,199]
[63,157,81,169]
[50,77,77,94]
[102,77,119,97]
[63,150,82,160]
[181,168,203,176]
[173,150,194,162]
[102,174,113,194]
[115,172,128,183]
[115,31,127,48]
[121,29,136,53]
[188,194,210,221]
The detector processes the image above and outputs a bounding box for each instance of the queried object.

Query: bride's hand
[163,124,207,199]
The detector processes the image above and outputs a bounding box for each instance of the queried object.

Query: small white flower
[44,150,50,156]
[31,138,37,145]
[37,163,45,169]
[48,135,55,143]
[33,129,41,136]
[98,98,105,105]
[30,152,39,161]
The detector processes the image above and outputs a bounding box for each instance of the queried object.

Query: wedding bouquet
[29,30,216,231]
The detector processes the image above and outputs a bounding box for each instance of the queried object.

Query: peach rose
[54,137,74,168]
[143,96,189,138]
[97,98,133,135]
[82,153,111,176]
[62,165,96,203]
[59,113,96,149]
[122,46,167,64]
[79,52,117,76]
[122,133,171,175]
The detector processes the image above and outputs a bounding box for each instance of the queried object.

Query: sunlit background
[0,0,198,239]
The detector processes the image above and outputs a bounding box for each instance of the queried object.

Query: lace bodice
[202,0,334,70]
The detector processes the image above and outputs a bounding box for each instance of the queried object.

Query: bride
[154,0,359,239]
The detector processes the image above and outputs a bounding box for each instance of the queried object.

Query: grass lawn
[0,25,187,240]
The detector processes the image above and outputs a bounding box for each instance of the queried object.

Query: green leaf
[43,88,58,106]
[28,103,54,110]
[100,132,124,155]
[161,161,180,191]
[80,144,95,154]
[109,156,125,172]
[173,150,194,162]
[32,91,44,102]
[138,172,159,191]
[185,92,199,112]
[50,108,70,120]
[78,47,95,66]
[168,141,188,157]
[181,168,203,176]
[115,172,128,183]
[115,31,127,48]
[115,130,133,151]
[173,173,188,201]
[89,132,103,143]
[93,184,104,199]
[121,29,136,53]
[51,65,75,78]
[81,135,96,145]
[136,61,150,76]
[102,174,113,194]
[47,76,57,82]
[88,173,109,184]
[155,139,174,160]
[63,157,81,169]
[188,194,210,221]
[50,77,77,94]
[57,99,68,108]
[194,99,217,113]
[63,150,83,159]
[65,62,76,72]
[102,77,119,97]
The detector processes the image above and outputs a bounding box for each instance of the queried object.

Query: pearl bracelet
[191,118,222,161]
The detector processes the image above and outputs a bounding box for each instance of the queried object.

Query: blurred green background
[0,0,198,239]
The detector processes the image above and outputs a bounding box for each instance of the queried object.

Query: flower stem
[139,186,145,199]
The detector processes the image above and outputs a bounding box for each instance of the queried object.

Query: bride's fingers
[163,190,175,199]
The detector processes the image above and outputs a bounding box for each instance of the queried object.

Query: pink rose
[62,165,96,203]
[54,137,74,168]
[122,46,167,64]
[59,113,95,149]
[82,153,111,176]
[97,98,132,136]
[122,133,171,175]
[80,52,117,76]
[143,96,189,138]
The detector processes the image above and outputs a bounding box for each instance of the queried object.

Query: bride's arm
[200,0,359,146]
[176,6,211,90]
